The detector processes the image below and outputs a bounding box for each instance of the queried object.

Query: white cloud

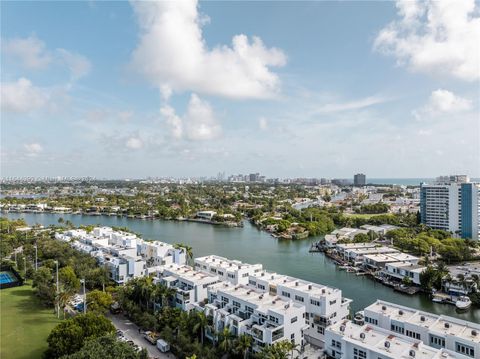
[2,36,52,69]
[131,0,286,99]
[3,35,91,79]
[374,0,480,81]
[161,94,221,141]
[311,95,389,114]
[258,117,268,130]
[413,89,472,119]
[0,78,49,113]
[125,136,143,150]
[55,49,91,79]
[24,142,43,157]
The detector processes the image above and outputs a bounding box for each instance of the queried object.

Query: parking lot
[107,313,174,359]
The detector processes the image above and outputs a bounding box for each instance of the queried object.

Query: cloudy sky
[1,0,479,178]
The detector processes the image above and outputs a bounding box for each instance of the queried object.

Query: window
[269,315,279,324]
[330,299,337,305]
[310,299,321,306]
[353,348,367,359]
[317,326,324,334]
[455,343,475,358]
[282,291,291,298]
[233,301,240,308]
[258,284,265,290]
[291,333,295,340]
[295,295,304,302]
[242,273,249,277]
[429,335,445,348]
[331,340,341,349]
[291,316,298,324]
[390,324,404,334]
[249,280,257,286]
[228,273,235,278]
[406,330,420,340]
[218,271,224,276]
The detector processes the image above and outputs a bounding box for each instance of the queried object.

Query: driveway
[107,313,175,359]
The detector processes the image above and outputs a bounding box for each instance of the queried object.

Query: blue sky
[1,0,479,179]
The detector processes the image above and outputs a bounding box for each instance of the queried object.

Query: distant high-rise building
[420,176,479,240]
[353,173,366,186]
[249,173,260,182]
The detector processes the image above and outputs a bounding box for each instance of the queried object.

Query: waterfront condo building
[247,270,352,347]
[420,178,480,240]
[324,319,459,359]
[363,300,480,358]
[204,282,307,352]
[194,255,263,285]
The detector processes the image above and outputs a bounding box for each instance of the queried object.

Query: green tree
[234,334,252,359]
[61,335,148,359]
[86,290,113,314]
[45,313,115,358]
[60,266,81,293]
[32,266,56,304]
[193,311,209,345]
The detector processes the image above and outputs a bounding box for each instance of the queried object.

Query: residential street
[107,314,175,359]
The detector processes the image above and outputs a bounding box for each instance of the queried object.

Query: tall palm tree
[218,327,234,355]
[235,334,252,359]
[193,311,209,345]
[57,290,72,319]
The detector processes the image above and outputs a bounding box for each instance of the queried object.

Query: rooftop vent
[384,341,391,349]
[382,305,387,311]
[271,275,274,280]
[322,289,326,294]
[340,325,345,332]
[295,281,299,286]
[472,330,478,336]
[444,323,450,329]
[360,333,365,339]
[308,284,312,290]
[409,350,416,358]
[399,310,404,315]
[420,316,425,322]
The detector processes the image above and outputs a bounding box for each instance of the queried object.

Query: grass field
[0,283,61,359]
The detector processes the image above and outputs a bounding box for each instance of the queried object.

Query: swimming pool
[0,271,16,285]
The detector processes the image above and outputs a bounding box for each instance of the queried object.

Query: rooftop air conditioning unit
[382,305,387,311]
[384,341,390,348]
[420,316,425,322]
[444,323,450,328]
[409,350,416,357]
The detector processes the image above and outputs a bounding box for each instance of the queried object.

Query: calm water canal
[5,212,479,322]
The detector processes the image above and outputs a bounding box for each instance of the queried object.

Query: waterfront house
[194,255,263,285]
[383,262,426,285]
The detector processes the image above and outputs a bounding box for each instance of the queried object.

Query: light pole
[80,279,86,314]
[34,244,38,271]
[54,260,59,318]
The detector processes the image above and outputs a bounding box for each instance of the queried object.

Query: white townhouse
[194,255,263,285]
[97,253,146,285]
[336,244,398,266]
[324,319,458,359]
[153,263,220,311]
[383,262,426,285]
[139,241,186,267]
[247,270,352,347]
[364,300,480,359]
[204,282,307,353]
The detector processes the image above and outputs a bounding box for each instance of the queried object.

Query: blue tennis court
[0,271,16,285]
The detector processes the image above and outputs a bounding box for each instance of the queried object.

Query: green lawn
[1,283,61,359]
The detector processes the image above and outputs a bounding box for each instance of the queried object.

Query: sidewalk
[107,313,175,359]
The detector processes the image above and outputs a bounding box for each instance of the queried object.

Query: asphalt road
[107,314,175,359]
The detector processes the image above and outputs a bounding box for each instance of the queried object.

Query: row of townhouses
[54,227,479,358]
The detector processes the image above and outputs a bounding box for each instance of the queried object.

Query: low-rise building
[363,300,480,358]
[383,262,426,285]
[194,255,263,285]
[324,319,458,359]
[205,282,307,352]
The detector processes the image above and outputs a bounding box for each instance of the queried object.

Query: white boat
[455,296,472,310]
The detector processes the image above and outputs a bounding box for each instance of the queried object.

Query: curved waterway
[5,212,479,322]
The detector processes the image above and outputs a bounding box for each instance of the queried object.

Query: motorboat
[455,296,472,310]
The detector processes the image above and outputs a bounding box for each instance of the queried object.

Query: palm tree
[218,326,234,355]
[174,243,193,265]
[234,334,252,359]
[193,311,209,345]
[57,290,72,319]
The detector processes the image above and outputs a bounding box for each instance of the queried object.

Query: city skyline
[2,0,479,178]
